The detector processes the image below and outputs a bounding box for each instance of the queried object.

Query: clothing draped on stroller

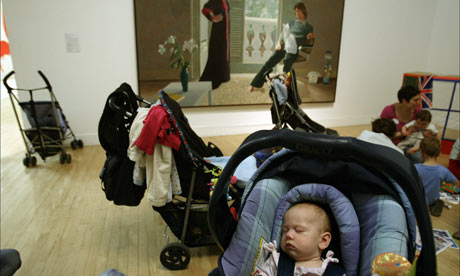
[3,70,83,167]
[99,86,244,270]
[208,129,436,275]
[149,91,225,270]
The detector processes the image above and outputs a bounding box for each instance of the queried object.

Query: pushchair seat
[19,101,68,159]
[19,101,66,130]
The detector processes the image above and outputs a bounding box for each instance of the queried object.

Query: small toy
[441,181,460,194]
[371,252,412,275]
[206,166,237,200]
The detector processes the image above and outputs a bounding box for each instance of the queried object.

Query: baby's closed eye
[295,227,306,232]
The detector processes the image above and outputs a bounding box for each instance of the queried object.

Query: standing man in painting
[248,2,314,92]
[200,0,230,89]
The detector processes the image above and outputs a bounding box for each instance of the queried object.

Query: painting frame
[133,0,345,107]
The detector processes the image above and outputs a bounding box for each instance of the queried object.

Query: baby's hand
[407,147,419,155]
[407,125,417,135]
[422,130,435,137]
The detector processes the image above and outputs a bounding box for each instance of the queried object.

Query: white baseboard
[79,113,375,146]
[68,133,100,147]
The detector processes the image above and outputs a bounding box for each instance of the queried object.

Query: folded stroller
[208,129,436,275]
[3,71,83,167]
[264,69,338,136]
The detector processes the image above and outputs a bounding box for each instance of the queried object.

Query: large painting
[134,0,344,107]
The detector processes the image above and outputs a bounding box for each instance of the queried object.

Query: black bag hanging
[98,83,145,206]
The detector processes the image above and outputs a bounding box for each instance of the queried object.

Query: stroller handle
[108,91,134,118]
[263,69,280,83]
[37,70,52,90]
[208,129,436,275]
[3,70,53,92]
[107,90,151,118]
[2,70,15,91]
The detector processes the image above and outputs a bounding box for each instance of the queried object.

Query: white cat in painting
[283,23,297,54]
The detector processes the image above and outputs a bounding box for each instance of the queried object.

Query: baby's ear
[319,232,332,250]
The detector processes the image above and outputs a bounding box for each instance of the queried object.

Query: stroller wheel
[77,139,84,148]
[23,157,30,167]
[160,242,190,270]
[66,154,72,164]
[30,156,37,167]
[59,153,66,164]
[71,140,78,150]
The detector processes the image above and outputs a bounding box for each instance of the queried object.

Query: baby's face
[280,205,324,262]
[415,119,429,130]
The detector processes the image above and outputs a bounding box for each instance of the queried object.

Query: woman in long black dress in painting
[200,0,230,89]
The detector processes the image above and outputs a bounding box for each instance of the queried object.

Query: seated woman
[380,86,421,144]
[248,2,315,92]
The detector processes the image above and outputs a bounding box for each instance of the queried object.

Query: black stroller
[208,129,437,275]
[100,86,225,270]
[152,91,226,270]
[264,69,338,136]
[3,71,83,167]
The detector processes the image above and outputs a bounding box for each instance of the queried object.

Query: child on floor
[415,136,458,217]
[255,202,343,275]
[397,110,439,163]
[357,118,403,154]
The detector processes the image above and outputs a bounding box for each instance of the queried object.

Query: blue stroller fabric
[352,193,409,274]
[222,177,290,276]
[273,79,288,105]
[19,101,69,158]
[19,101,66,131]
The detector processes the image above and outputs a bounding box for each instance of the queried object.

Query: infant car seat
[208,129,436,275]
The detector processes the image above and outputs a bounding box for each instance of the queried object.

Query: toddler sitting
[255,202,343,276]
[415,136,458,217]
[397,110,439,163]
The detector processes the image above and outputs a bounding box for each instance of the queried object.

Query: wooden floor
[1,99,458,275]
